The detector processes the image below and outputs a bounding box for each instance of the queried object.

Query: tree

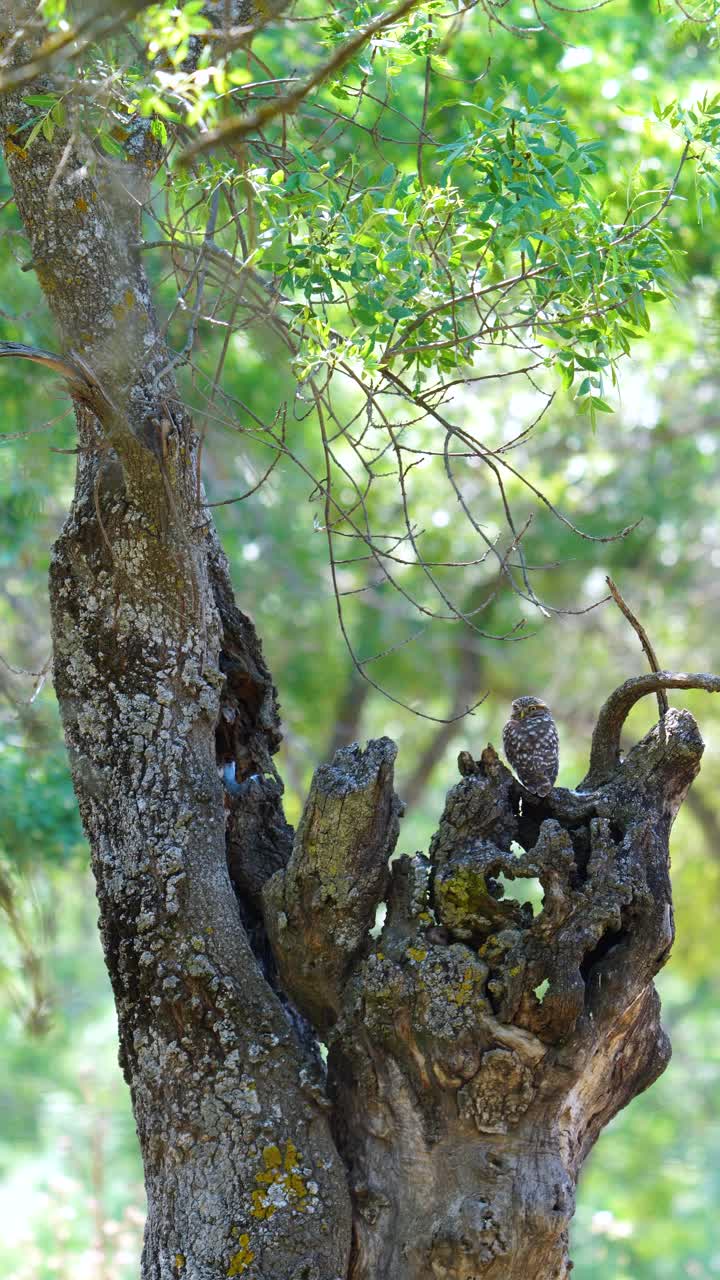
[1,2,719,1277]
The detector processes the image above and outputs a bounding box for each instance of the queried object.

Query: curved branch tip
[582,670,720,790]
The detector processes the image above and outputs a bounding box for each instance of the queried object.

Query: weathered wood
[262,700,703,1278]
[264,738,402,1031]
[582,670,720,788]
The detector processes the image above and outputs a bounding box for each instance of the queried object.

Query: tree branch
[263,738,402,1030]
[581,670,720,790]
[180,0,429,161]
[0,340,116,423]
[606,575,669,718]
[0,0,153,96]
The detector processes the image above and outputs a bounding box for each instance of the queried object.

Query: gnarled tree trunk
[264,681,711,1280]
[2,10,718,1278]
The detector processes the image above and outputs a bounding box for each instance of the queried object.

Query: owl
[502,696,559,797]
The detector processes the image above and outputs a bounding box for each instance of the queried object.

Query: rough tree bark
[264,679,716,1279]
[0,13,352,1279]
[2,11,719,1280]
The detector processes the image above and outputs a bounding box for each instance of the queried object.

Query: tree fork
[264,682,716,1279]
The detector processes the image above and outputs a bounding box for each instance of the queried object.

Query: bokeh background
[2,2,720,1276]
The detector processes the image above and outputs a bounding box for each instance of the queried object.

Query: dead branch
[582,671,720,790]
[606,576,669,718]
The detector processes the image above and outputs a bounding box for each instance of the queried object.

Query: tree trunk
[2,13,718,1277]
[264,682,711,1279]
[48,421,352,1279]
[0,21,351,1278]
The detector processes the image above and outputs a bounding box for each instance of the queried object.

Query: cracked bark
[265,691,711,1280]
[2,13,718,1277]
[0,18,350,1279]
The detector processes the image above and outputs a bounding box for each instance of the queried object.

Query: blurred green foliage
[2,0,720,1276]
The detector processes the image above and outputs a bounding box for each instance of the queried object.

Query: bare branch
[606,575,669,719]
[0,341,117,422]
[582,671,720,790]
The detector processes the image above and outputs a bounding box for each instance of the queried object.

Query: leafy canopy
[3,0,720,687]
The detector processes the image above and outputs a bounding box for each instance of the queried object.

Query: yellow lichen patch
[407,946,427,963]
[227,1232,254,1276]
[35,267,54,293]
[75,196,89,214]
[174,1254,185,1272]
[5,138,27,158]
[111,289,135,322]
[449,966,475,1006]
[250,1140,310,1220]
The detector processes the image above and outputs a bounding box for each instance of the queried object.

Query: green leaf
[150,118,168,145]
[24,118,46,149]
[98,132,125,157]
[22,94,58,109]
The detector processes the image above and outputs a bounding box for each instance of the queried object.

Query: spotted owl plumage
[502,696,559,797]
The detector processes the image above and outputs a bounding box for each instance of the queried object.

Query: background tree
[1,1,720,1278]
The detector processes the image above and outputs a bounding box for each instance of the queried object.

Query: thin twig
[606,576,669,719]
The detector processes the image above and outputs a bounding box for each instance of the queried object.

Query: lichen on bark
[265,692,711,1279]
[0,13,352,1273]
